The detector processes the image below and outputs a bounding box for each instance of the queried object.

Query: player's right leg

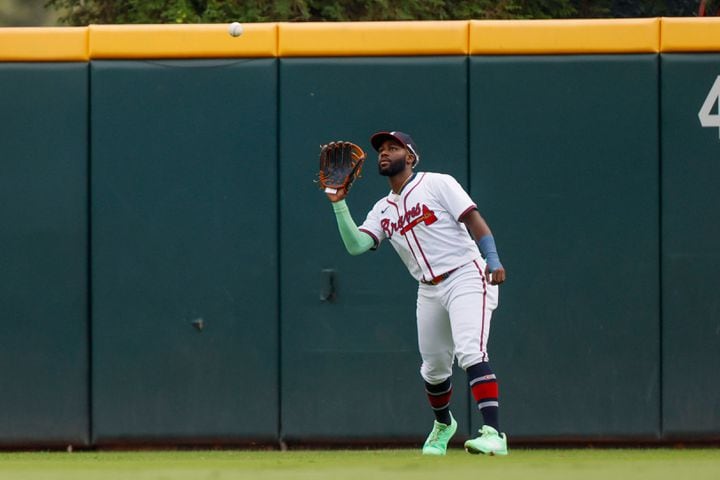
[417,285,456,455]
[422,412,458,456]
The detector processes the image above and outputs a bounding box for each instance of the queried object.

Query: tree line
[45,0,712,25]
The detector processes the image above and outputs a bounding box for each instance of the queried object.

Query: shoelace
[428,424,446,444]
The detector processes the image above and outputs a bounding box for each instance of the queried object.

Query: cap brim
[370,131,405,151]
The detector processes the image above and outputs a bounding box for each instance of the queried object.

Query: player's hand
[485,265,505,285]
[325,186,348,203]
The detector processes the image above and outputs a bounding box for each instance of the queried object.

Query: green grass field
[1,448,718,480]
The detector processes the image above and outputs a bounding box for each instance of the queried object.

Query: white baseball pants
[417,260,499,384]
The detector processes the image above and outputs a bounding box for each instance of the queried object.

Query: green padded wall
[4,50,720,447]
[470,55,661,439]
[91,59,279,443]
[661,54,720,436]
[279,57,471,442]
[0,63,89,446]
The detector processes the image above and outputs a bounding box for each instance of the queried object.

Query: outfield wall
[0,18,718,447]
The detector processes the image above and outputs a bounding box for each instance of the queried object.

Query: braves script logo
[381,203,437,238]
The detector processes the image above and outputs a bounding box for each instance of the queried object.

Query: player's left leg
[463,361,507,455]
[443,262,507,455]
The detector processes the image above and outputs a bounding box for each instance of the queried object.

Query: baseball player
[324,131,508,456]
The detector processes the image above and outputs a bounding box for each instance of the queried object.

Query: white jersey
[359,172,483,283]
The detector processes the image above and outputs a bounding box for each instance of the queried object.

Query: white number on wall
[699,75,720,138]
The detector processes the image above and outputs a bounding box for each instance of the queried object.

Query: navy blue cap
[370,131,420,167]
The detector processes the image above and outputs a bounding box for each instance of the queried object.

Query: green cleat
[464,425,508,456]
[422,414,458,456]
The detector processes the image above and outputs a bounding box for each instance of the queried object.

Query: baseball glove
[316,141,366,194]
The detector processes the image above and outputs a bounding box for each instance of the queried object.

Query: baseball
[228,22,243,37]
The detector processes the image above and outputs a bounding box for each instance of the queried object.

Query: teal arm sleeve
[331,200,375,256]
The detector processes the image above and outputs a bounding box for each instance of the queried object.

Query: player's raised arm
[328,195,374,256]
[314,140,374,256]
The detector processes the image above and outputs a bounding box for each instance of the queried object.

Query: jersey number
[699,75,720,138]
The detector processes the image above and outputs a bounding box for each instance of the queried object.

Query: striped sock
[424,378,453,425]
[467,362,500,431]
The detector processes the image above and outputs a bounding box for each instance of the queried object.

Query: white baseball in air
[228,22,243,37]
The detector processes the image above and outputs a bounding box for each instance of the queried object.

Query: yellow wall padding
[470,18,660,54]
[0,27,88,61]
[88,23,277,59]
[278,21,469,56]
[4,18,720,61]
[661,17,720,52]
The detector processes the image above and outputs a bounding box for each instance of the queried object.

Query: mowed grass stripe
[0,449,718,480]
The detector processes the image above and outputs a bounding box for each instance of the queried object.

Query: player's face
[377,140,413,177]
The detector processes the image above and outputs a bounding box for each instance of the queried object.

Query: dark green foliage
[45,0,702,25]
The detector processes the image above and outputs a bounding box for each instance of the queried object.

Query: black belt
[420,267,459,286]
